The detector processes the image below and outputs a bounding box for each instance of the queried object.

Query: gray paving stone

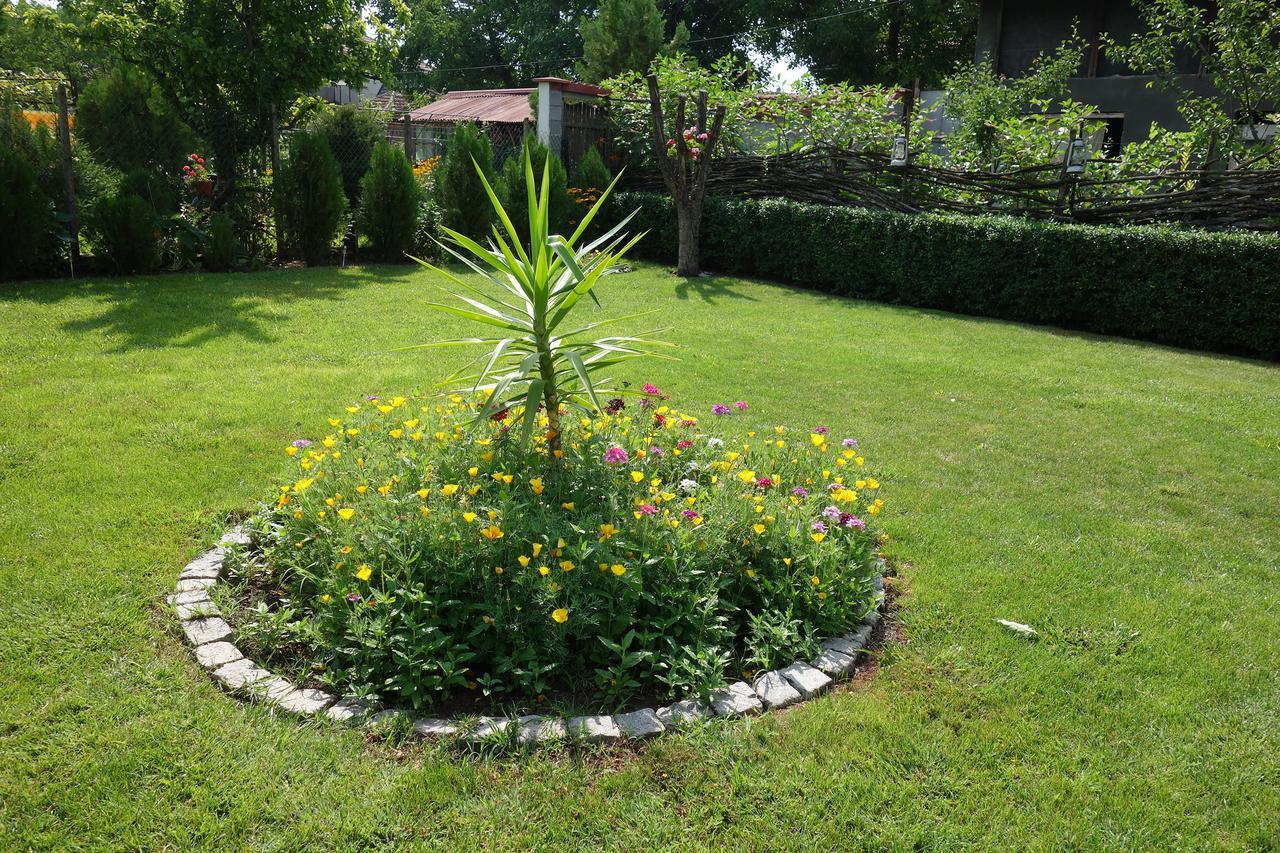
[175,598,221,621]
[567,714,622,743]
[779,661,832,698]
[182,616,233,646]
[462,717,512,742]
[822,628,868,657]
[179,548,225,580]
[850,623,874,648]
[515,715,567,745]
[615,708,665,739]
[414,717,459,738]
[863,608,882,628]
[370,709,410,727]
[326,697,372,723]
[194,641,243,670]
[211,658,273,692]
[246,675,297,704]
[168,589,213,606]
[709,681,763,717]
[655,698,710,727]
[274,687,335,715]
[752,670,802,709]
[174,577,216,594]
[220,526,252,546]
[810,647,858,677]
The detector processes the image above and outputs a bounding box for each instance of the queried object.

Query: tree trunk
[676,201,701,277]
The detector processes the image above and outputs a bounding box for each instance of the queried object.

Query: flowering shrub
[180,152,211,187]
[238,388,884,710]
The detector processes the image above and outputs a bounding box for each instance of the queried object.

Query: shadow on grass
[0,264,420,352]
[670,273,760,304]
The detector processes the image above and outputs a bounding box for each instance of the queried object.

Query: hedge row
[615,192,1280,360]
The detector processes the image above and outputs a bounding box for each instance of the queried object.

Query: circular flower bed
[225,385,885,715]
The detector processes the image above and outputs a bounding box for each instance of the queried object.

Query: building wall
[974,0,1215,142]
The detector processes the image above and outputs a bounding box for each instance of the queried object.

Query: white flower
[706,437,724,448]
[679,478,699,494]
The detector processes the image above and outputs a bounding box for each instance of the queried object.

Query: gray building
[974,0,1219,145]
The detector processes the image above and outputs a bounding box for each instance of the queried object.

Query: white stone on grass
[174,577,216,594]
[461,717,512,744]
[810,647,858,677]
[169,589,214,606]
[194,641,243,670]
[779,662,832,698]
[182,616,233,646]
[179,548,225,580]
[516,715,567,745]
[567,715,622,743]
[615,708,665,739]
[709,681,763,717]
[219,526,252,546]
[752,670,802,710]
[326,697,372,723]
[275,687,335,716]
[175,598,220,621]
[414,718,459,738]
[655,698,710,727]
[211,658,273,692]
[247,675,297,704]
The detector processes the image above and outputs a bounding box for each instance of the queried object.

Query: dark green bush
[310,104,384,206]
[120,168,179,216]
[434,122,495,240]
[77,65,197,174]
[204,212,237,271]
[278,131,346,265]
[616,192,1280,360]
[0,147,55,280]
[570,144,612,192]
[90,193,160,274]
[498,135,570,237]
[359,141,421,260]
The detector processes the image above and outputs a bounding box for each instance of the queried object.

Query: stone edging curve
[173,526,887,746]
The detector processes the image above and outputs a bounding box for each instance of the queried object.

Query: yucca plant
[408,154,669,452]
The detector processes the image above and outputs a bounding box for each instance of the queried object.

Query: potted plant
[181,153,214,198]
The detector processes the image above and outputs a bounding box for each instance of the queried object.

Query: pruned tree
[644,73,725,277]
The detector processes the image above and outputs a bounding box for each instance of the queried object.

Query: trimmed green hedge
[616,192,1280,360]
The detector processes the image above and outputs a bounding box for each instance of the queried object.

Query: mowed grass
[1,261,1278,851]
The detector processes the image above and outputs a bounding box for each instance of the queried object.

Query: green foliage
[247,392,883,708]
[76,65,196,174]
[203,211,237,271]
[89,192,160,273]
[310,104,386,205]
[576,0,686,83]
[434,122,495,240]
[0,146,55,280]
[78,0,379,203]
[0,99,61,199]
[278,131,346,265]
[570,144,612,192]
[941,35,1094,168]
[119,167,179,216]
[413,155,654,447]
[358,141,421,260]
[498,135,570,238]
[617,192,1280,360]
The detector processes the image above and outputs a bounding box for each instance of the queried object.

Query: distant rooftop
[406,88,535,125]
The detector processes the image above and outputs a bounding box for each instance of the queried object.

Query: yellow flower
[480,525,504,540]
[417,488,430,499]
[420,506,430,517]
[811,433,825,446]
[551,608,569,624]
[337,508,355,521]
[630,470,645,483]
[340,546,353,554]
[468,466,479,477]
[462,511,477,523]
[810,532,826,543]
[388,429,403,439]
[783,557,792,566]
[494,566,504,574]
[530,477,544,495]
[355,564,372,582]
[538,565,550,576]
[403,418,419,429]
[560,560,575,572]
[598,523,618,540]
[356,485,368,495]
[610,563,626,576]
[441,484,460,496]
[532,542,543,557]
[738,470,756,483]
[561,501,575,510]
[745,569,756,579]
[320,594,331,603]
[346,428,359,436]
[518,554,532,568]
[752,523,766,534]
[345,406,359,414]
[286,446,298,457]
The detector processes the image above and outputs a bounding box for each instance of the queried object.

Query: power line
[390,0,911,78]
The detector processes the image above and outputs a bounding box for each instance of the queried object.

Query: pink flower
[682,509,698,519]
[603,446,629,465]
[734,401,748,410]
[639,504,657,516]
[677,440,692,449]
[642,383,661,395]
[756,477,773,489]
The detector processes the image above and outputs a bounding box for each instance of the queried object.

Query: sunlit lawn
[1,261,1278,850]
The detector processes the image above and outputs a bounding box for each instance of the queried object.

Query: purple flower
[791,487,809,498]
[811,520,828,533]
[712,404,731,416]
[843,515,866,530]
[734,401,748,410]
[822,505,842,521]
[639,398,653,409]
[648,445,664,457]
[292,439,312,448]
[642,383,661,395]
[346,592,363,603]
[682,509,699,519]
[827,482,842,492]
[812,426,829,435]
[842,438,859,448]
[603,446,629,465]
[365,395,379,401]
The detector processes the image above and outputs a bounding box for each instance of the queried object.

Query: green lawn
[2,262,1278,851]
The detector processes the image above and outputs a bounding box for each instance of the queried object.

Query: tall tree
[576,0,687,84]
[73,0,376,205]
